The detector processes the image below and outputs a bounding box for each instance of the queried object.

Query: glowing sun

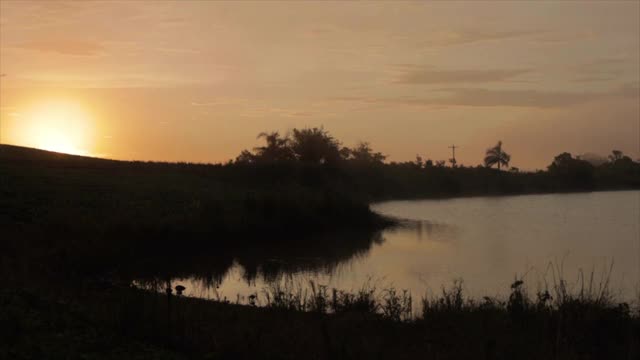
[21,100,95,156]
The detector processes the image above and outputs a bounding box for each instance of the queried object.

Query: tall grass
[4,272,638,359]
[158,270,638,321]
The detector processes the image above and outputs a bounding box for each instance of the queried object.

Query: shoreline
[369,187,640,204]
[4,275,638,359]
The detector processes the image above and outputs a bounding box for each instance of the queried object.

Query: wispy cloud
[392,65,530,85]
[431,88,598,108]
[155,47,202,55]
[239,106,316,118]
[191,98,316,118]
[568,58,629,83]
[11,39,104,56]
[190,97,249,107]
[533,30,597,44]
[420,29,541,47]
[331,84,638,109]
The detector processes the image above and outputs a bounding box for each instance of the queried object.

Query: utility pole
[448,145,458,167]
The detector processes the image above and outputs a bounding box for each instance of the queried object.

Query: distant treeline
[230,127,640,200]
[1,131,638,276]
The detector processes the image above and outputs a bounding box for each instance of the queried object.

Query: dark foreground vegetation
[3,277,638,359]
[2,132,639,359]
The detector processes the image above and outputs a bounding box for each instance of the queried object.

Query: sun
[20,100,95,156]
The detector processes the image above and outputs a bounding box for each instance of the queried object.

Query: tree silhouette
[547,152,595,188]
[484,141,511,170]
[347,142,386,164]
[235,149,256,163]
[290,127,342,164]
[608,150,624,163]
[414,155,424,169]
[253,131,294,162]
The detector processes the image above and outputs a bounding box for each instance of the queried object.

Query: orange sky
[1,1,639,169]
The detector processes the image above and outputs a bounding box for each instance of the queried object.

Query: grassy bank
[0,144,385,238]
[3,278,638,360]
[1,144,390,278]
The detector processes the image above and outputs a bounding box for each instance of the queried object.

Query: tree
[577,153,608,167]
[605,150,636,174]
[253,131,294,162]
[346,142,386,164]
[608,150,624,163]
[547,152,595,189]
[235,149,256,163]
[484,141,511,170]
[290,127,343,164]
[549,152,573,169]
[414,154,423,168]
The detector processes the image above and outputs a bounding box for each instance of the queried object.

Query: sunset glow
[18,100,94,156]
[0,1,638,167]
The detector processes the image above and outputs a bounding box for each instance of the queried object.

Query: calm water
[167,191,640,302]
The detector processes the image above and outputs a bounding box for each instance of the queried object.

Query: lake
[161,190,640,304]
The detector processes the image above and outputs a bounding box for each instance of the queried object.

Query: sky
[0,0,638,169]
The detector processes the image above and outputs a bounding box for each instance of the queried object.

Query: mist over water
[156,191,640,303]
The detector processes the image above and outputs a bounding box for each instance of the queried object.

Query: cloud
[155,47,202,55]
[420,29,541,47]
[303,27,333,37]
[430,88,598,108]
[614,82,640,97]
[0,1,100,31]
[393,66,530,85]
[190,98,315,118]
[159,16,187,26]
[12,39,104,56]
[532,31,597,44]
[191,98,249,107]
[239,106,315,118]
[572,76,620,83]
[331,84,638,109]
[568,58,629,83]
[267,108,314,117]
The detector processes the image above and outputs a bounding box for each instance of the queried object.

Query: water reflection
[243,231,384,281]
[136,191,640,305]
[403,219,458,243]
[134,228,389,293]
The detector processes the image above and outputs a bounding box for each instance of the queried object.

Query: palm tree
[484,141,511,170]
